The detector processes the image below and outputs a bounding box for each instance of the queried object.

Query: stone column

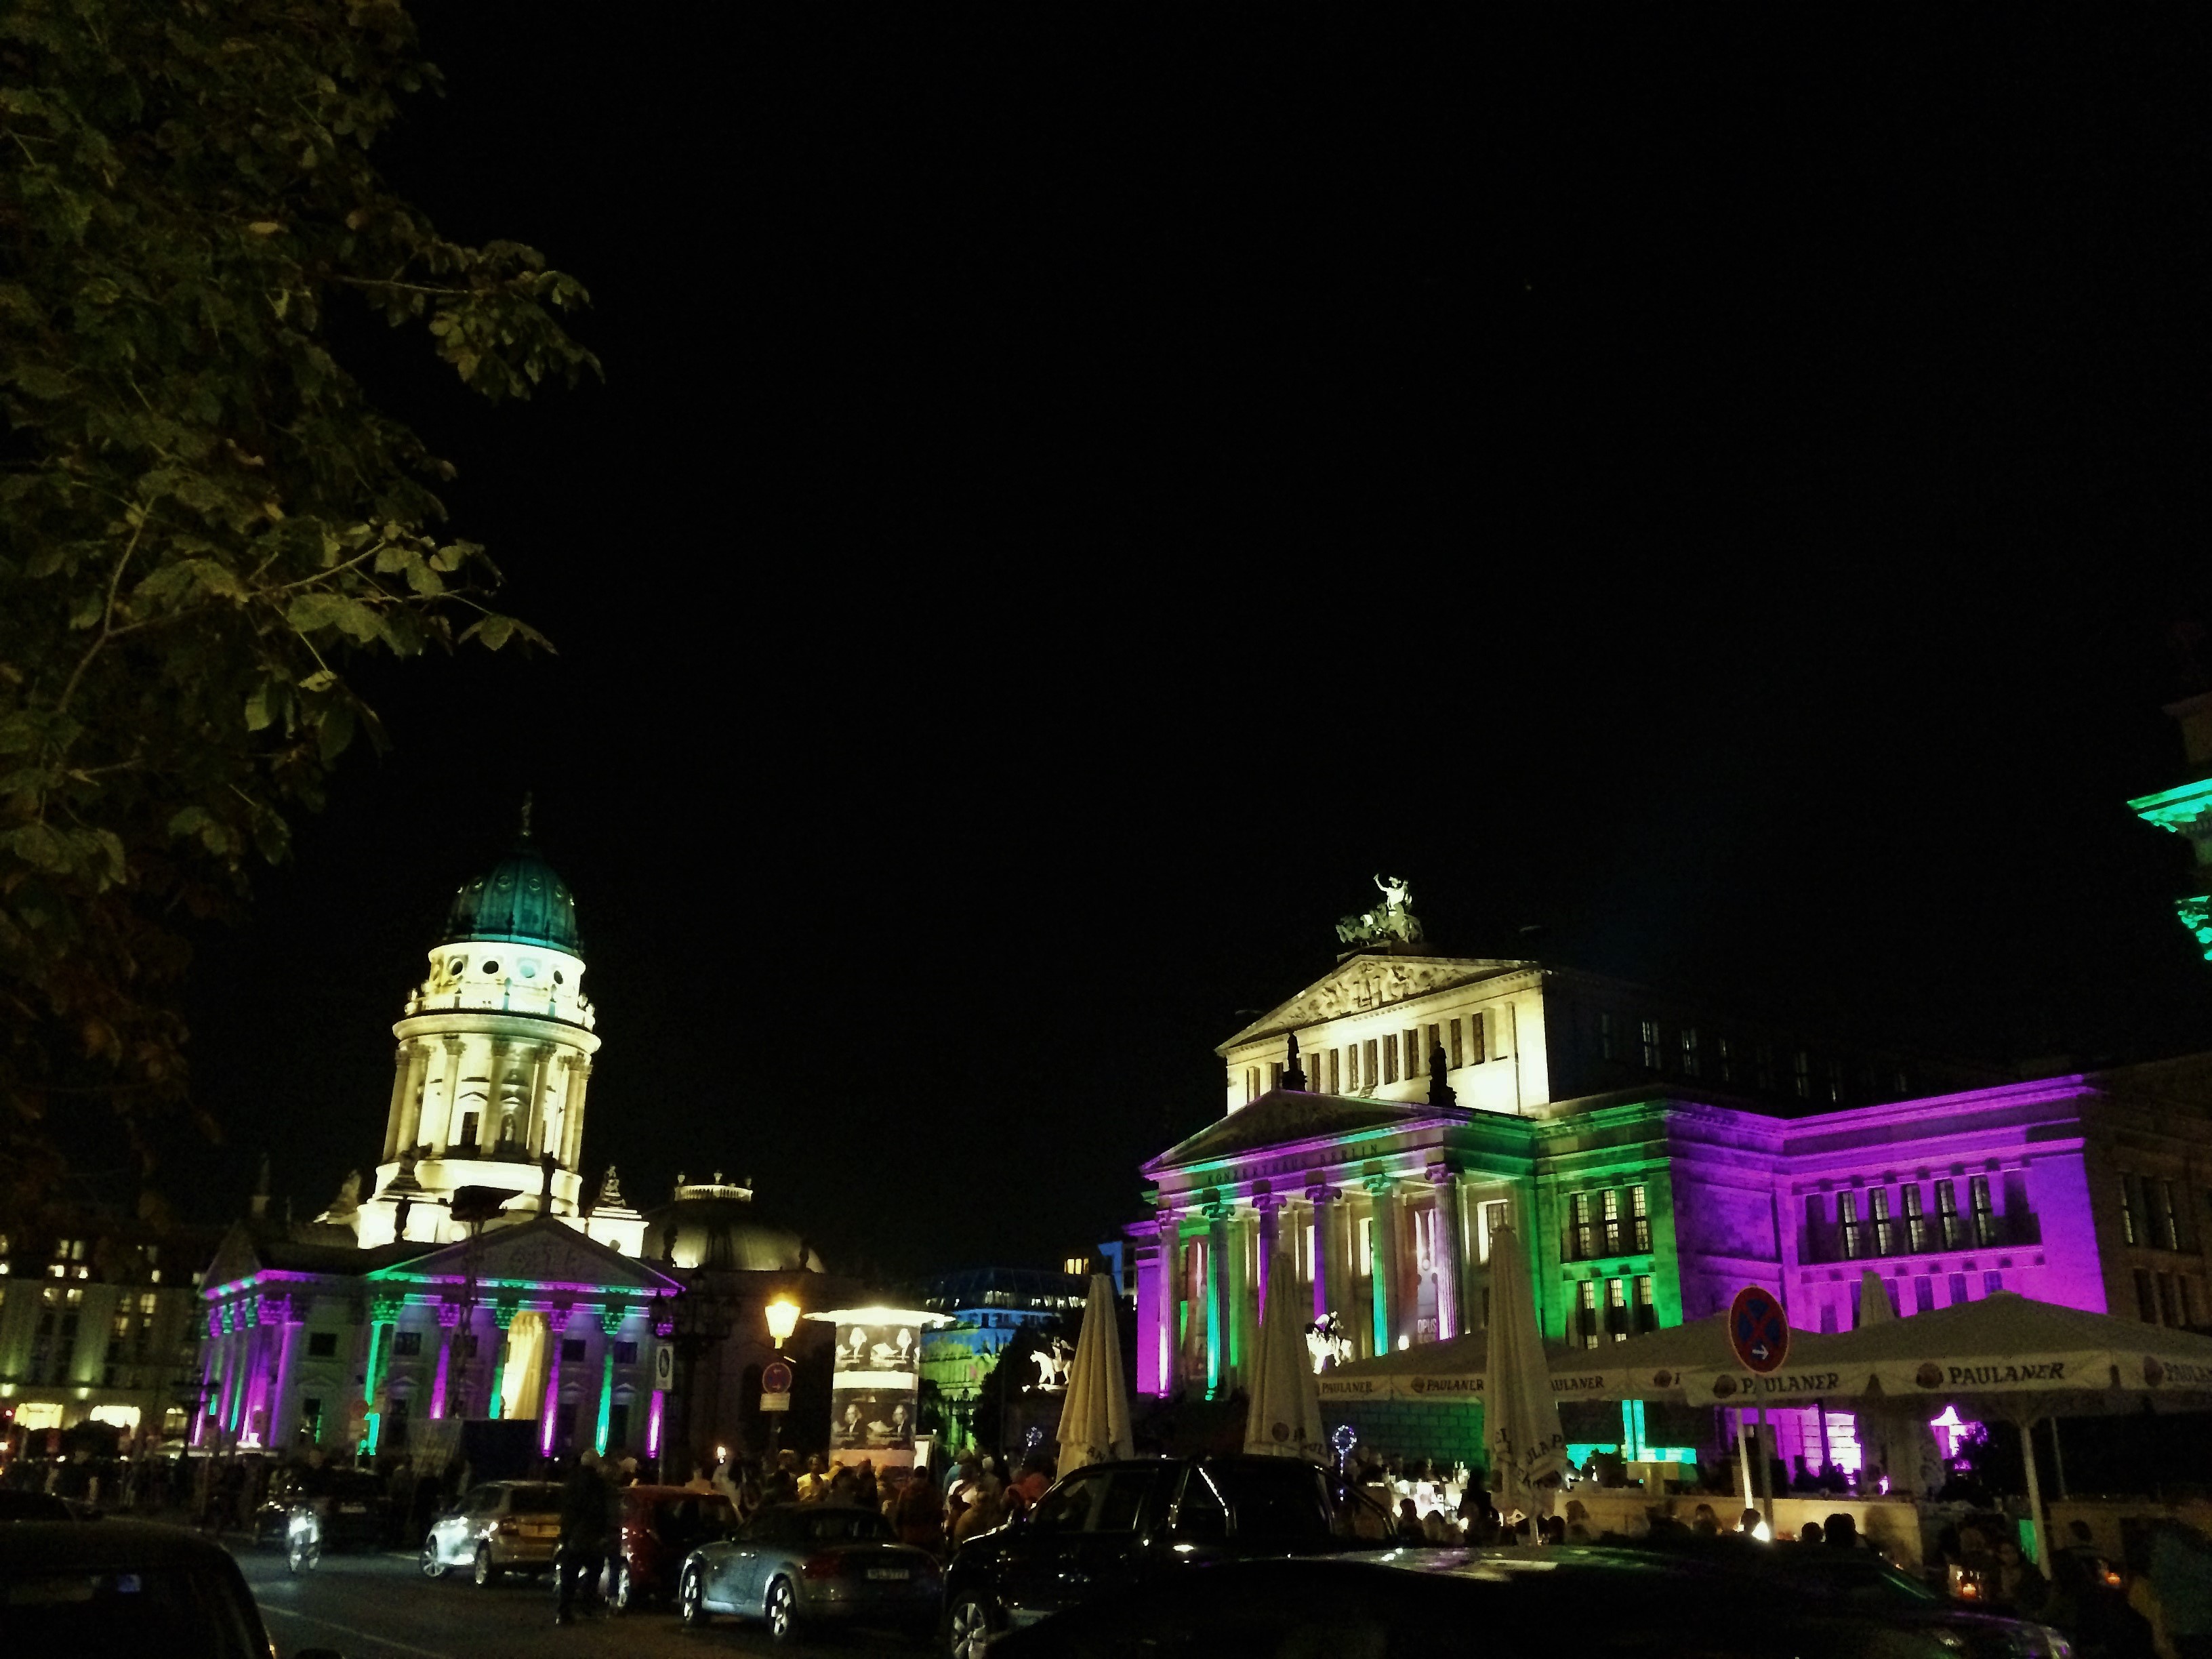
[540,1300,575,1454]
[1429,1165,1465,1339]
[363,1295,403,1454]
[1205,1202,1232,1399]
[594,1306,627,1455]
[264,1296,302,1449]
[1307,1185,1338,1324]
[1254,1189,1282,1317]
[1153,1212,1180,1397]
[382,1048,412,1162]
[428,1039,462,1154]
[396,1044,428,1155]
[1222,1207,1250,1395]
[487,1303,520,1420]
[563,1061,594,1170]
[1367,1176,1407,1351]
[430,1302,464,1420]
[191,1312,224,1446]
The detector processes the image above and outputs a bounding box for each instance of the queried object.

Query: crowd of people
[665,1444,1054,1558]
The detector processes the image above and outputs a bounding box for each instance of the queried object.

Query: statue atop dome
[1336,874,1424,947]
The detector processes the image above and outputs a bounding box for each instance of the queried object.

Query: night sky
[168,14,2211,1284]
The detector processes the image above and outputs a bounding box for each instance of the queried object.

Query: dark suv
[940,1456,1338,1658]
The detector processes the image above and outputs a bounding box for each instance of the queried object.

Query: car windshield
[800,1509,894,1544]
[0,1566,265,1658]
[506,1486,563,1515]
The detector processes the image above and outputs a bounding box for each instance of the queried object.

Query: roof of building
[641,1181,823,1274]
[921,1267,1087,1311]
[1145,1089,1458,1175]
[440,838,583,954]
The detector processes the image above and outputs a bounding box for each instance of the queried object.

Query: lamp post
[762,1297,800,1458]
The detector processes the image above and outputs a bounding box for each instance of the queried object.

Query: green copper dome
[439,840,583,954]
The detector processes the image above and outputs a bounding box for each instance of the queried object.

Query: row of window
[1564,1187,1652,1261]
[1248,1013,1495,1100]
[1828,1177,1999,1261]
[2135,1267,2201,1329]
[1582,1011,1908,1105]
[1574,1276,1659,1348]
[2118,1175,2199,1254]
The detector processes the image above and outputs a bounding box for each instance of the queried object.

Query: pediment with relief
[1218,956,1535,1051]
[371,1215,679,1296]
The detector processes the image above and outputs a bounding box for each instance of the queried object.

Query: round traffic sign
[1728,1286,1790,1374]
[762,1359,794,1394]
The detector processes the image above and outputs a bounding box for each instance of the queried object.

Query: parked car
[678,1500,941,1644]
[987,1549,2067,1659]
[940,1454,1340,1657]
[262,1469,388,1572]
[0,1491,73,1521]
[605,1483,737,1612]
[0,1517,342,1656]
[419,1479,563,1586]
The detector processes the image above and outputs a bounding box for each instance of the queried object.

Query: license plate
[866,1567,910,1581]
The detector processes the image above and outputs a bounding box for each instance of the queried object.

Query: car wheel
[764,1575,800,1644]
[679,1564,712,1628]
[945,1593,998,1659]
[420,1536,447,1579]
[473,1544,502,1587]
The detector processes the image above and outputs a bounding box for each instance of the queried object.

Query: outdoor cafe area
[1319,1277,2212,1575]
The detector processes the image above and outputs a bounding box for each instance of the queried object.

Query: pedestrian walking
[554,1451,617,1626]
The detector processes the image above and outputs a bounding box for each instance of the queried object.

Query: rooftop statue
[1335,873,1424,946]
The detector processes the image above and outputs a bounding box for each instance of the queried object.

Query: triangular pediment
[370,1214,680,1296]
[1145,1090,1448,1175]
[202,1221,267,1293]
[1216,954,1537,1053]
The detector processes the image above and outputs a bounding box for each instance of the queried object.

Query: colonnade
[1151,1164,1497,1399]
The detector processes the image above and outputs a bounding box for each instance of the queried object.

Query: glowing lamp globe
[765,1298,802,1345]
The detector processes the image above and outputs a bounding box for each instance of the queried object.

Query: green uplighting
[2129,779,2212,836]
[2179,897,2212,963]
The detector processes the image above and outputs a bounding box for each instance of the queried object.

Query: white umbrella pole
[1736,1408,1754,1511]
[1757,1405,1774,1532]
[2020,1417,2047,1568]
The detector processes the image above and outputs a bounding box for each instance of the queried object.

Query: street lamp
[762,1297,802,1459]
[765,1298,801,1347]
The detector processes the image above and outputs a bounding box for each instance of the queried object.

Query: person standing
[554,1452,616,1626]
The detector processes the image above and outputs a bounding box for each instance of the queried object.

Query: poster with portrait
[828,1316,922,1471]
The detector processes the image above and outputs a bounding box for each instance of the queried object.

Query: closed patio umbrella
[1056,1273,1134,1476]
[1483,1224,1568,1523]
[1243,1245,1326,1460]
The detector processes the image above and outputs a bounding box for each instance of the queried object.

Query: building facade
[1131,837,2212,1464]
[0,1213,222,1448]
[191,823,837,1467]
[918,1267,1088,1452]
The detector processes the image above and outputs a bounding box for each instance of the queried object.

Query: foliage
[0,0,598,1214]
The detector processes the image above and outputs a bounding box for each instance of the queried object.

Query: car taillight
[495,1519,520,1534]
[801,1553,843,1579]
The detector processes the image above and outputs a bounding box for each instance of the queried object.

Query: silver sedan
[419,1479,565,1586]
[678,1502,941,1644]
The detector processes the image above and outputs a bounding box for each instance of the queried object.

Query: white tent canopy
[1244,1253,1327,1460]
[1680,1292,2212,1412]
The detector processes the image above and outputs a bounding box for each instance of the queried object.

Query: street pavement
[232,1539,928,1659]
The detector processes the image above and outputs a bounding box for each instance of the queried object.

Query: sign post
[761,1357,794,1459]
[1728,1286,1790,1534]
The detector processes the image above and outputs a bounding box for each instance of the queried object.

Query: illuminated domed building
[188,813,844,1469]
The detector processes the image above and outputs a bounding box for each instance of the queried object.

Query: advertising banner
[828,1316,922,1471]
